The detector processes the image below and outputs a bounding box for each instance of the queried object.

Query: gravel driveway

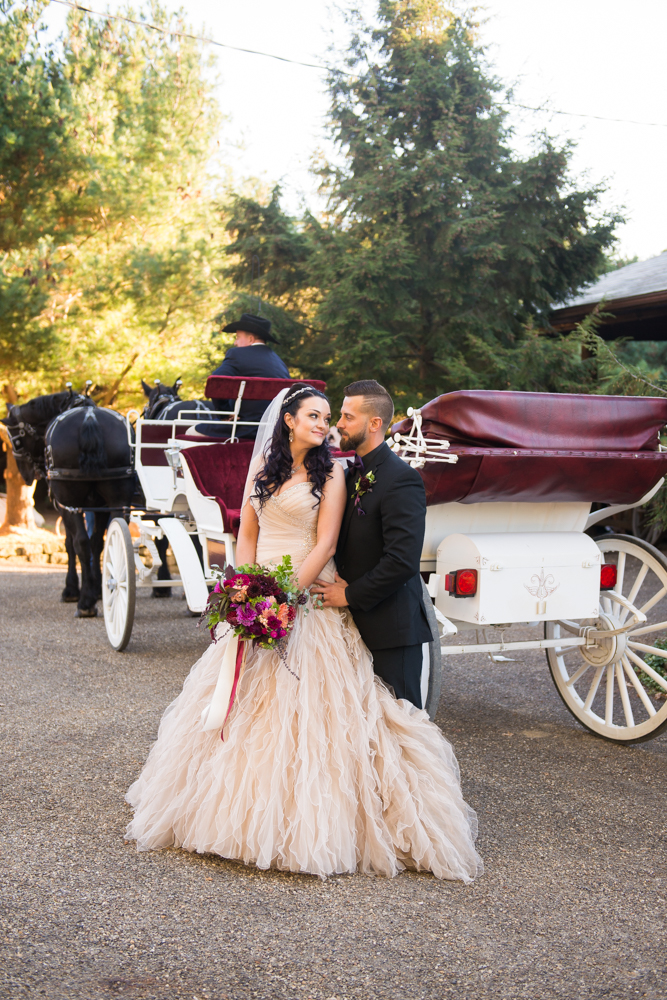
[1,569,665,1000]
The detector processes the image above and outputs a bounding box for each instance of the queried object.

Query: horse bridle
[143,392,178,420]
[5,393,92,479]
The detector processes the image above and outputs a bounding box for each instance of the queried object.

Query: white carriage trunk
[434,530,602,625]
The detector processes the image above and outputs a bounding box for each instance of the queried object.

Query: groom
[313,380,432,708]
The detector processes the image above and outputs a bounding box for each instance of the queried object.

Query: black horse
[3,389,136,616]
[141,379,215,421]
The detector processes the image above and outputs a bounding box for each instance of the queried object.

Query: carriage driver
[192,312,290,440]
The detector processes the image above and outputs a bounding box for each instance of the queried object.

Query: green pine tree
[224,1,620,407]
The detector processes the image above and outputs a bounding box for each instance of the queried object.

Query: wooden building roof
[550,251,667,341]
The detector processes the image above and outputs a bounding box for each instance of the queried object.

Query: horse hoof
[75,606,98,618]
[152,589,172,599]
[61,593,80,603]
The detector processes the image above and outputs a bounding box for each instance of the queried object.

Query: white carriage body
[434,530,602,625]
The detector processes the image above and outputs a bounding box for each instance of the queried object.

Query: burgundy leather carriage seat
[391,390,667,506]
[139,423,191,466]
[205,376,327,400]
[181,442,254,538]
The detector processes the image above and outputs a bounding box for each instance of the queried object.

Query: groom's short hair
[344,380,394,432]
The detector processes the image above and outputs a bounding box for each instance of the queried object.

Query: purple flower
[213,581,223,594]
[236,604,257,626]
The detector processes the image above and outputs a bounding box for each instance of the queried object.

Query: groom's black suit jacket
[335,441,432,651]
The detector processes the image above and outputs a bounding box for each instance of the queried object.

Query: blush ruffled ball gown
[126,482,482,881]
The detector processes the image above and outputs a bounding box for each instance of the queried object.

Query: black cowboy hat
[222,312,278,344]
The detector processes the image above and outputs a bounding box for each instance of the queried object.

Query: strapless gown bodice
[252,481,334,581]
[126,481,482,881]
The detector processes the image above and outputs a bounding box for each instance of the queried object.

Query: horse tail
[79,408,108,476]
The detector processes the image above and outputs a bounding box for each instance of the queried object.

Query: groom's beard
[339,428,367,452]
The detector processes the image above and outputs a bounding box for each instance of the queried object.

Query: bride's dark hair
[253,383,333,509]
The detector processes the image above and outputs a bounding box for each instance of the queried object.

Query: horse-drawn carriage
[102,380,667,745]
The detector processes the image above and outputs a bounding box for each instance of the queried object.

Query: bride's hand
[312,572,349,608]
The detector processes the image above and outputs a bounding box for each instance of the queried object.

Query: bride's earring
[289,430,294,443]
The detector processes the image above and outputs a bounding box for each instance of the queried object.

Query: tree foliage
[224,1,621,407]
[0,1,229,408]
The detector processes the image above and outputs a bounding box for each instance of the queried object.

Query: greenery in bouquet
[200,556,312,653]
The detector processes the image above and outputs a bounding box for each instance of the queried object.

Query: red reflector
[455,569,478,597]
[600,564,617,591]
[444,573,456,594]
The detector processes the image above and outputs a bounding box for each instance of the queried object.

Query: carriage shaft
[441,635,586,656]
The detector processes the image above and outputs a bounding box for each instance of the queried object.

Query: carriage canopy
[392,390,667,506]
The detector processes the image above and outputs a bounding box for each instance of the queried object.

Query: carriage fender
[157,518,209,613]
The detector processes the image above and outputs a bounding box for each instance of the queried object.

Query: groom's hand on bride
[313,572,349,608]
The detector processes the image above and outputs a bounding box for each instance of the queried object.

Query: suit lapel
[339,443,391,549]
[339,464,357,548]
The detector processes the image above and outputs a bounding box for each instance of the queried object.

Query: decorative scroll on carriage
[102,382,667,744]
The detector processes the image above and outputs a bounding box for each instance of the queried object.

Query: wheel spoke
[627,619,667,638]
[627,640,667,661]
[621,564,649,622]
[638,586,667,617]
[566,660,592,688]
[614,551,626,615]
[583,664,605,712]
[615,661,635,728]
[626,647,667,691]
[605,663,615,725]
[621,656,656,717]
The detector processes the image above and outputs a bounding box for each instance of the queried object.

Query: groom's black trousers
[370,644,423,709]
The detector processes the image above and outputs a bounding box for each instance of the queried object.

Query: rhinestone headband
[282,386,316,407]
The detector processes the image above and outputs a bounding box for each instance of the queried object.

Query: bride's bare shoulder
[321,459,346,502]
[328,460,346,486]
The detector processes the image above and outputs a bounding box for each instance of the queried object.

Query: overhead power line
[49,0,667,130]
[502,101,667,129]
[49,0,332,72]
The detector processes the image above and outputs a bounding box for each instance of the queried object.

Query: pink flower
[236,604,257,626]
[213,581,223,594]
[232,573,251,587]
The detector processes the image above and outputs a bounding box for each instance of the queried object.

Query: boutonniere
[352,471,376,515]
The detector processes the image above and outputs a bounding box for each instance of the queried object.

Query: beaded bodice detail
[250,481,319,572]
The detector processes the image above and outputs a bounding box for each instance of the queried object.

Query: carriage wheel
[546,534,667,743]
[631,503,663,547]
[421,577,443,721]
[102,517,136,652]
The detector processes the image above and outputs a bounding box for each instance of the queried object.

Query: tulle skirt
[125,605,482,881]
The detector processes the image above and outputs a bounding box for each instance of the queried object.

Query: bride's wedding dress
[126,482,482,881]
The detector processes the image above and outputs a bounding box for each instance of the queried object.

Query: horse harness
[46,407,134,484]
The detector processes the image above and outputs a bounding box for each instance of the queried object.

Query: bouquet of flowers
[201,554,308,650]
[199,556,315,738]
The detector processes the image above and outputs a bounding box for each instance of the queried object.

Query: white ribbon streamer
[201,633,240,731]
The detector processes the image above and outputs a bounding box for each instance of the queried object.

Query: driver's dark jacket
[210,345,289,439]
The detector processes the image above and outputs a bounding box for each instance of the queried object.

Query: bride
[126,384,482,881]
